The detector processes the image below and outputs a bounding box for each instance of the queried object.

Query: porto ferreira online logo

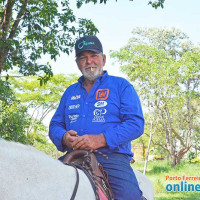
[96,89,109,100]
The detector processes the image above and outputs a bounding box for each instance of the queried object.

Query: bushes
[187,151,200,164]
[0,80,31,143]
[132,160,200,199]
[191,157,200,164]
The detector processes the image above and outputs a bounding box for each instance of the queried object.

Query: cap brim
[76,49,101,56]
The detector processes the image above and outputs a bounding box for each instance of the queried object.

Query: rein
[82,150,108,200]
[64,150,110,200]
[64,163,79,200]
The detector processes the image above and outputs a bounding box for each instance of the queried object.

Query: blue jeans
[95,153,142,200]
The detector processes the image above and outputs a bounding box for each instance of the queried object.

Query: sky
[47,0,200,78]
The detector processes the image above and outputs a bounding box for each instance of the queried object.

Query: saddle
[63,150,113,200]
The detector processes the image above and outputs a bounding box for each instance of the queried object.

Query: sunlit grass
[131,160,200,200]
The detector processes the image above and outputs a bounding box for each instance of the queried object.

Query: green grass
[131,160,200,200]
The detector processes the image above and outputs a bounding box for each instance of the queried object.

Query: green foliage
[76,0,164,9]
[27,127,61,158]
[150,164,170,174]
[151,154,166,160]
[191,157,200,164]
[0,0,99,81]
[148,0,165,9]
[187,151,195,162]
[0,101,31,143]
[4,74,78,154]
[0,79,31,143]
[0,76,66,155]
[9,73,78,114]
[0,78,15,104]
[0,0,165,79]
[112,27,200,166]
[133,160,200,199]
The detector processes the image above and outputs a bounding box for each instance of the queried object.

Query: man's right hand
[62,130,78,149]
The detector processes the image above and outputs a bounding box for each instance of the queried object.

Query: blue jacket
[49,71,144,158]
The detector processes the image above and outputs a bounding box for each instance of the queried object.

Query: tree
[111,27,200,167]
[0,0,165,79]
[0,0,99,82]
[0,100,31,142]
[77,0,165,9]
[0,79,31,143]
[148,0,165,9]
[8,73,78,137]
[0,74,78,155]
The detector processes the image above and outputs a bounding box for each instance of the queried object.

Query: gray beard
[82,67,103,81]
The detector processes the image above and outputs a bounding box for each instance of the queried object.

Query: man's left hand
[72,134,107,150]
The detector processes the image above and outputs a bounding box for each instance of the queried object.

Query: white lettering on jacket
[71,95,81,100]
[69,114,79,123]
[94,101,107,108]
[68,104,80,110]
[92,108,107,122]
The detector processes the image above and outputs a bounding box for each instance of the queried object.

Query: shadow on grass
[148,165,170,175]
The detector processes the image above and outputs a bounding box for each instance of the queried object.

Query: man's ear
[102,54,106,66]
[75,58,81,71]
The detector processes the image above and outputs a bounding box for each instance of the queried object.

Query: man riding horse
[49,35,145,200]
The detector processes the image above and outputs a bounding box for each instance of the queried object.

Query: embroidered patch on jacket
[69,114,79,123]
[68,104,80,110]
[71,95,81,100]
[92,108,107,122]
[96,89,109,100]
[94,101,107,108]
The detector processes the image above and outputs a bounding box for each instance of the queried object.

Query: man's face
[76,51,106,82]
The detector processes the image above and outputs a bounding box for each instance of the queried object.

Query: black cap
[75,35,103,56]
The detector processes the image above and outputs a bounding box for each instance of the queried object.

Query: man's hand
[72,134,107,150]
[62,130,78,149]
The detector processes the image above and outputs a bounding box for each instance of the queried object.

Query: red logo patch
[96,89,109,100]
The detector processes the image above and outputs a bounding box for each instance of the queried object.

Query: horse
[0,139,154,200]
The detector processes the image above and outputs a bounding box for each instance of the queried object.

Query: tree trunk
[143,121,153,175]
[170,146,191,167]
[170,154,177,167]
[0,59,3,74]
[0,54,5,74]
[159,105,191,167]
[0,49,9,74]
[0,0,27,74]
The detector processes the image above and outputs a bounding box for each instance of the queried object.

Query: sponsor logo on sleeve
[96,89,109,100]
[94,101,107,108]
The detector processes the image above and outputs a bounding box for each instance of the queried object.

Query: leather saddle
[63,150,113,200]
